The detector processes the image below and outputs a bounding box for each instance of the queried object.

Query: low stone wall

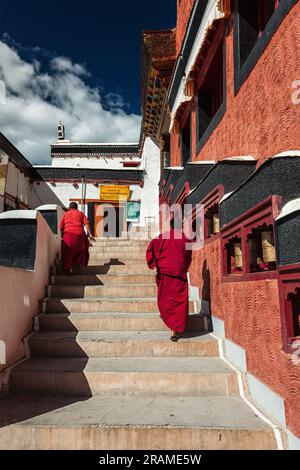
[0,211,61,390]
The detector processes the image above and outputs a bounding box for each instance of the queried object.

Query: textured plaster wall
[171,4,300,166]
[189,238,300,438]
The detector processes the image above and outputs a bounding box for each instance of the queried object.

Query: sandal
[170,334,181,342]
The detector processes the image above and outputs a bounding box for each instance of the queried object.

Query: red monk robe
[59,203,93,272]
[146,228,192,336]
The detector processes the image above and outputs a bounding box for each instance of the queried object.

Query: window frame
[196,22,227,155]
[279,263,300,352]
[187,186,224,248]
[202,185,224,244]
[180,111,192,167]
[233,0,298,94]
[221,195,281,282]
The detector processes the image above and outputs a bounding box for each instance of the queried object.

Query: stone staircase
[0,238,279,450]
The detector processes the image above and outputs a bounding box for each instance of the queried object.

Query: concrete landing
[0,395,277,450]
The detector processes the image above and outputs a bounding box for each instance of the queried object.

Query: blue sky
[1,0,176,114]
[0,1,176,163]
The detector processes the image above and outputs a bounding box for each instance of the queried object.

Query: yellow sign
[100,185,130,201]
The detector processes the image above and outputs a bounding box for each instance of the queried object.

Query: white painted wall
[139,137,160,235]
[8,137,161,237]
[32,180,142,215]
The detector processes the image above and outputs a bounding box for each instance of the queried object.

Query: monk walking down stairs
[146,219,192,342]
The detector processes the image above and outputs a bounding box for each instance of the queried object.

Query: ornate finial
[57,121,65,141]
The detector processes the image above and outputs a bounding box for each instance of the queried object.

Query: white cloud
[0,39,141,164]
[50,57,90,76]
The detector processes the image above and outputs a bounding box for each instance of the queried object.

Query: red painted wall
[189,238,300,439]
[168,2,300,440]
[171,3,300,167]
[176,0,196,55]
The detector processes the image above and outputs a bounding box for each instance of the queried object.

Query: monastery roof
[51,142,140,158]
[141,28,176,142]
[34,166,144,184]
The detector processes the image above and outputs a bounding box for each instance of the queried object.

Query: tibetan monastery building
[0,129,160,238]
[33,127,160,237]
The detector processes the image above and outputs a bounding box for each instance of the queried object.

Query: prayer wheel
[261,231,276,263]
[234,242,243,268]
[213,213,220,234]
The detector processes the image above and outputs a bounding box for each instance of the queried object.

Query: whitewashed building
[0,126,160,238]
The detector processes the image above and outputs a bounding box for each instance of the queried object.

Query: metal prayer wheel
[261,231,276,263]
[234,242,243,268]
[213,213,220,234]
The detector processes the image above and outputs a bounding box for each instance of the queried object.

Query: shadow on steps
[0,312,93,427]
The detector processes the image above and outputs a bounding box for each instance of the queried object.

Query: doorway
[94,204,125,238]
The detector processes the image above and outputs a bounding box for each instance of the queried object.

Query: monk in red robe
[59,202,95,274]
[146,220,192,341]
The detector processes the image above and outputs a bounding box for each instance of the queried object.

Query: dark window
[237,0,281,67]
[197,39,224,140]
[181,115,191,166]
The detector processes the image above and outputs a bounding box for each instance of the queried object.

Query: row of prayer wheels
[233,231,277,269]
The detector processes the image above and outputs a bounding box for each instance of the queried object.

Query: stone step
[92,239,149,246]
[89,252,146,261]
[48,284,157,299]
[43,298,195,314]
[28,331,218,358]
[87,257,147,266]
[93,239,150,245]
[56,264,151,275]
[52,273,156,286]
[9,357,239,397]
[89,246,147,254]
[0,395,277,450]
[38,312,205,332]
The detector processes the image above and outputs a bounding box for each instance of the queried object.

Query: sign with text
[100,185,130,201]
[126,201,141,222]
